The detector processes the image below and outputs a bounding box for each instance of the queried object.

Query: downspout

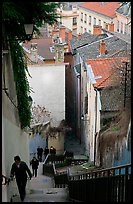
[94,88,97,166]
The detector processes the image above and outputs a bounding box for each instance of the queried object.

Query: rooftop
[23,38,55,60]
[77,35,131,61]
[70,32,108,52]
[116,2,131,17]
[78,2,120,18]
[86,57,128,88]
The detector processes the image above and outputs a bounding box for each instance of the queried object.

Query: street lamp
[81,114,89,121]
[23,24,34,41]
[3,23,34,42]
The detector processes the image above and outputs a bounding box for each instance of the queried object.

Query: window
[73,17,77,25]
[117,20,119,32]
[85,95,88,114]
[94,17,96,25]
[84,14,87,23]
[121,22,123,34]
[84,28,87,32]
[99,19,101,26]
[89,16,91,25]
[81,26,83,33]
[81,12,83,21]
[124,24,127,34]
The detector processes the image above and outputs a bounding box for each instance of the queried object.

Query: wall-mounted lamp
[76,74,81,79]
[23,24,34,41]
[81,114,90,121]
[4,23,34,42]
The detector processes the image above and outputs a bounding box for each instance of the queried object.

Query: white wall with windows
[77,8,114,34]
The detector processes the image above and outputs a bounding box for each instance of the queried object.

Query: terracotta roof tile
[79,2,120,18]
[86,57,128,88]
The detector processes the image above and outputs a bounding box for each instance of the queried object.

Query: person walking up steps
[37,146,43,162]
[30,156,39,177]
[10,155,32,202]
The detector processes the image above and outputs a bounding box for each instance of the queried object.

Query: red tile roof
[86,57,128,88]
[79,2,120,18]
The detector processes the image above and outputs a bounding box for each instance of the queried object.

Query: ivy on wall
[2,2,60,129]
[9,39,32,129]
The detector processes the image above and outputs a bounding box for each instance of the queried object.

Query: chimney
[54,43,64,62]
[59,26,66,42]
[68,30,72,41]
[30,43,38,63]
[105,23,109,30]
[78,33,81,40]
[93,25,102,35]
[68,30,73,52]
[100,40,106,55]
[52,29,59,37]
[109,23,114,32]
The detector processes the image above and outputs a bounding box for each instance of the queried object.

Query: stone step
[11,188,70,202]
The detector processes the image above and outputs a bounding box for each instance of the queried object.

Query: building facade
[77,2,120,34]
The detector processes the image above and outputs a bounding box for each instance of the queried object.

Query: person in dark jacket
[10,155,32,202]
[37,146,43,162]
[44,147,49,159]
[30,156,39,177]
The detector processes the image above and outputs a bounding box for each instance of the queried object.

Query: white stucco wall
[2,51,31,202]
[114,12,131,35]
[27,64,65,127]
[2,116,30,202]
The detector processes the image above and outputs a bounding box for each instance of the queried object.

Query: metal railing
[2,175,10,185]
[68,164,131,202]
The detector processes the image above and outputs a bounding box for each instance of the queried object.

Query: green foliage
[9,39,32,129]
[2,2,60,40]
[2,2,60,129]
[112,127,121,132]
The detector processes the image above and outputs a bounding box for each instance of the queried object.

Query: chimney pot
[93,25,102,35]
[105,23,108,30]
[78,33,81,40]
[109,23,114,32]
[100,40,106,55]
[59,26,66,42]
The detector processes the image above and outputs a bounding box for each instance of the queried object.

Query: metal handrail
[2,175,10,185]
[68,163,131,180]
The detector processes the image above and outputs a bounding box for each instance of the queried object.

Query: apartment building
[77,2,120,34]
[115,2,131,36]
[56,2,80,35]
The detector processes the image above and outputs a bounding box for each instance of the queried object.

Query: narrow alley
[11,162,69,202]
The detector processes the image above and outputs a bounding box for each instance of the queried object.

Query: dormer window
[50,46,55,53]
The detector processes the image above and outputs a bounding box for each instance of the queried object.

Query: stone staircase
[11,163,70,202]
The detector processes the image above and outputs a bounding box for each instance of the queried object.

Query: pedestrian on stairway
[37,146,43,162]
[44,147,49,159]
[10,155,32,202]
[30,156,39,177]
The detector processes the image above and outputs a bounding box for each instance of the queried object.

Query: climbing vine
[9,39,32,129]
[2,2,60,129]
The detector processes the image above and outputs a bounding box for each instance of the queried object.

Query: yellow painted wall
[48,132,64,155]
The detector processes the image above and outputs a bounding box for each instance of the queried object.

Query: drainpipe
[94,88,97,166]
